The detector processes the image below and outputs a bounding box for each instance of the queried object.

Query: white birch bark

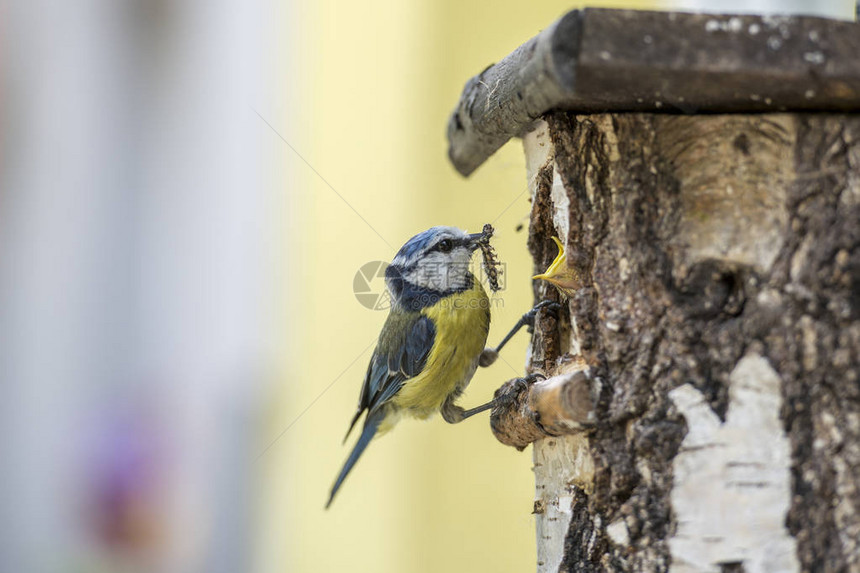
[518,112,859,572]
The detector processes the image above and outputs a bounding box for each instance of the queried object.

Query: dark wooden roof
[447,9,860,176]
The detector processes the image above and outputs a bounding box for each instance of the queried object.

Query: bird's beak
[467,232,485,251]
[533,236,581,295]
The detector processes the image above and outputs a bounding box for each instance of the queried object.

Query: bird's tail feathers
[342,408,364,444]
[327,410,383,509]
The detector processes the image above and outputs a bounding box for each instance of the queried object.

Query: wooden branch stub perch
[447,8,860,176]
[490,371,597,450]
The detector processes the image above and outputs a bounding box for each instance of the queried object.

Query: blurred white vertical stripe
[670,0,856,19]
[1,1,279,572]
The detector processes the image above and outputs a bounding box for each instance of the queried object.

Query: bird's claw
[524,300,563,330]
[524,372,547,384]
[494,372,545,408]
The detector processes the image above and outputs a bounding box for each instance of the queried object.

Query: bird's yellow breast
[390,280,490,420]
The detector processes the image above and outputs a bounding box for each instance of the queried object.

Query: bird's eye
[437,239,453,253]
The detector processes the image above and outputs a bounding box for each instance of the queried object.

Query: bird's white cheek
[404,255,448,291]
[404,252,472,292]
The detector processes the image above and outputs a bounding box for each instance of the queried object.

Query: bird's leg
[440,400,493,424]
[440,374,545,424]
[479,300,562,367]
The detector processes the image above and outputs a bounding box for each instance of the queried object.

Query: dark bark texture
[527,111,860,572]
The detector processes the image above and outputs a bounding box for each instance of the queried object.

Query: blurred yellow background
[260,2,661,572]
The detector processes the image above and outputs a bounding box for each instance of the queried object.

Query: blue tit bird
[327,225,558,508]
[327,226,496,508]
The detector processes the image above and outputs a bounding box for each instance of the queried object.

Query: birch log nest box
[447,9,860,573]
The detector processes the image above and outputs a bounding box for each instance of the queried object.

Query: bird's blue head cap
[385,226,485,309]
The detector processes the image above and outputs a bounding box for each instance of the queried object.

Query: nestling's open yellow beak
[532,236,580,297]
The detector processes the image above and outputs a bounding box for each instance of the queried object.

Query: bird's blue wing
[344,312,435,440]
[330,313,435,506]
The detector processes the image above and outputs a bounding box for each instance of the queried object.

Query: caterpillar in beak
[477,223,502,292]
